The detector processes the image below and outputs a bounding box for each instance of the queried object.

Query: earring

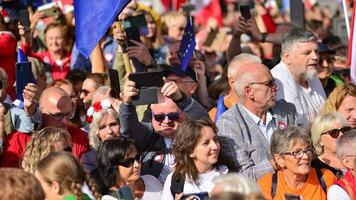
[190,154,195,158]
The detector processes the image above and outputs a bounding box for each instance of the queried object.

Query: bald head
[40,86,72,128]
[234,63,271,99]
[227,53,262,80]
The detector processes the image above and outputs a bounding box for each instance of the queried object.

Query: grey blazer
[216,99,297,180]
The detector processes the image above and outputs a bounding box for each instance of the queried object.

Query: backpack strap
[271,172,278,198]
[316,168,327,193]
[170,172,185,197]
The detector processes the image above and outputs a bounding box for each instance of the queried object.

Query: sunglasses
[80,89,90,96]
[119,154,141,168]
[321,126,352,138]
[153,112,180,122]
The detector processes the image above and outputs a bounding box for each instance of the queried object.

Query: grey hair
[227,53,262,79]
[336,129,356,159]
[233,72,254,103]
[212,173,262,196]
[281,27,317,55]
[271,126,311,156]
[92,86,110,103]
[310,112,349,155]
[88,108,119,150]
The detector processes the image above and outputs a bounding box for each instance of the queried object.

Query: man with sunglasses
[120,76,208,183]
[217,63,297,180]
[316,43,344,97]
[271,27,326,129]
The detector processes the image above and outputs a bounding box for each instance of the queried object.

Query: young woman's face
[145,14,156,38]
[118,148,141,183]
[34,171,59,200]
[192,127,220,171]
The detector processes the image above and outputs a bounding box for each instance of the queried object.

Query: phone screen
[239,5,251,20]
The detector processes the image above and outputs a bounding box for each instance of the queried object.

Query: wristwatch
[261,32,268,43]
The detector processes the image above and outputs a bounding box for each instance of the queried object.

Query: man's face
[167,42,181,65]
[317,53,334,80]
[151,100,184,138]
[80,78,98,109]
[248,70,278,110]
[285,41,319,81]
[166,74,197,97]
[41,95,73,128]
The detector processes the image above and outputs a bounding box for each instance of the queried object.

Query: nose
[162,115,172,123]
[311,50,318,60]
[80,92,85,99]
[133,160,140,168]
[211,140,220,151]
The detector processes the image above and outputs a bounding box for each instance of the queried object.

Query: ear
[189,83,198,96]
[342,157,354,169]
[282,51,292,66]
[51,181,61,195]
[244,85,253,100]
[228,78,235,89]
[274,154,286,169]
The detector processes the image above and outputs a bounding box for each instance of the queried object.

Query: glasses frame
[41,107,75,121]
[284,147,314,159]
[248,78,276,88]
[153,112,180,122]
[119,154,141,168]
[321,126,352,139]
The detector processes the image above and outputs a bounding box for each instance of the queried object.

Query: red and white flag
[348,3,356,83]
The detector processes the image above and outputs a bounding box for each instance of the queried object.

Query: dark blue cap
[318,43,336,54]
[165,63,197,82]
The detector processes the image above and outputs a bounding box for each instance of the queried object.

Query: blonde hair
[36,151,101,200]
[311,112,349,155]
[162,11,186,29]
[88,108,120,150]
[22,127,71,174]
[321,83,356,114]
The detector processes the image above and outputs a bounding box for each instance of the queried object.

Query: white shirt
[101,175,163,200]
[161,166,228,200]
[271,61,326,129]
[327,185,352,200]
[242,105,274,143]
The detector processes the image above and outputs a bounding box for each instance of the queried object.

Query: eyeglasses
[119,154,141,168]
[321,126,352,139]
[168,78,195,84]
[284,147,313,159]
[249,79,276,88]
[41,107,75,120]
[319,56,335,65]
[153,112,180,122]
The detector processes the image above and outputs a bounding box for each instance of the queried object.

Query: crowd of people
[0,0,356,199]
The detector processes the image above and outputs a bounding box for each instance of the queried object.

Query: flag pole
[342,0,350,39]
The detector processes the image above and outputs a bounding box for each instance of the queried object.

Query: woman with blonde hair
[321,83,356,128]
[310,112,351,177]
[22,127,72,174]
[35,151,101,200]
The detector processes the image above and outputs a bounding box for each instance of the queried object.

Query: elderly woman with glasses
[311,112,351,177]
[328,129,356,200]
[97,138,162,200]
[258,126,336,200]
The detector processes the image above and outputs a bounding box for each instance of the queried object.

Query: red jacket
[334,170,356,199]
[0,126,89,168]
[0,31,17,99]
[21,42,71,80]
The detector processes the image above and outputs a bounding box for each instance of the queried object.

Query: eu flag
[214,95,227,122]
[178,18,196,72]
[74,0,130,58]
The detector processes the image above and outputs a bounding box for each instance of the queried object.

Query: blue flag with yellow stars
[178,18,196,72]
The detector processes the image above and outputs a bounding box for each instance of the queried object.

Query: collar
[241,104,274,125]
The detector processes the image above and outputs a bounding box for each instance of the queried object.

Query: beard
[302,68,317,81]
